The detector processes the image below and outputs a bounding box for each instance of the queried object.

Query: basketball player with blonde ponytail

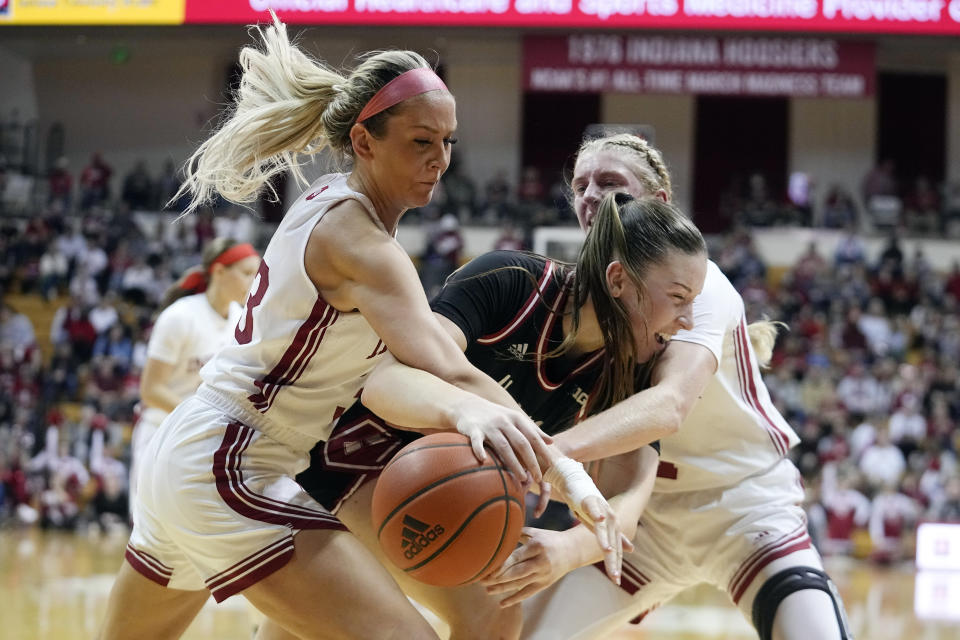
[100,13,622,640]
[486,133,853,640]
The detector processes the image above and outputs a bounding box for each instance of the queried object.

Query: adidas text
[401,514,446,559]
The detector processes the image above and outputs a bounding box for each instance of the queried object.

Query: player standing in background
[483,133,854,640]
[130,237,259,512]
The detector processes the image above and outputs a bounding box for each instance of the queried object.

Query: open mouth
[655,332,671,346]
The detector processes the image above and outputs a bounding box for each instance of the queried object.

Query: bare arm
[362,314,530,430]
[554,340,717,462]
[307,203,551,480]
[139,357,180,413]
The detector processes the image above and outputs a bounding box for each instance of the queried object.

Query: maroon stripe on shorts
[727,521,806,593]
[593,559,648,596]
[213,421,347,529]
[124,544,172,587]
[206,537,296,602]
[591,557,653,625]
[729,525,812,603]
[630,606,657,626]
[731,536,812,604]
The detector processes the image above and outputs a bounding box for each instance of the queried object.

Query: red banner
[524,35,876,97]
[182,0,960,35]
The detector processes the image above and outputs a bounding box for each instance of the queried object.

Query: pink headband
[356,68,448,123]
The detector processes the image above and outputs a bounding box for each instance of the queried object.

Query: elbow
[663,409,683,437]
[657,381,701,437]
[660,392,686,437]
[427,362,478,391]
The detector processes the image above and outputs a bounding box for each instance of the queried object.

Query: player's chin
[412,184,437,206]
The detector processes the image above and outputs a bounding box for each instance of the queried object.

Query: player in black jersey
[287,192,707,640]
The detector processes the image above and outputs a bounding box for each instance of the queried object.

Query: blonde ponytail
[171,12,435,216]
[173,13,345,215]
[747,320,787,367]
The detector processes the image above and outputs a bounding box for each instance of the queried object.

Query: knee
[751,567,853,640]
[772,590,844,640]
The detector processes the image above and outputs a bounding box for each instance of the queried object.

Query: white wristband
[544,456,603,520]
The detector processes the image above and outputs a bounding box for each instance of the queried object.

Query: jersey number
[235,260,270,345]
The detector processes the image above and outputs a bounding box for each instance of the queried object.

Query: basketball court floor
[2,527,957,639]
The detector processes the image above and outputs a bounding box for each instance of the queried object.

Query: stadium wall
[5,28,959,215]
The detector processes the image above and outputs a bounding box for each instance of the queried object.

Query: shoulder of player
[305,201,409,294]
[704,259,738,293]
[310,201,399,265]
[694,261,744,312]
[452,250,551,283]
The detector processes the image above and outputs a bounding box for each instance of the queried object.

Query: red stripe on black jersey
[478,260,555,345]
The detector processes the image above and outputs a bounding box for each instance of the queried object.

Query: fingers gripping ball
[371,432,525,587]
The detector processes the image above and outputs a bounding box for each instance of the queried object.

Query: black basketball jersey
[297,250,655,512]
[431,250,603,436]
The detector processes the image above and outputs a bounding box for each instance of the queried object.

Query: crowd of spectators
[0,166,256,533]
[415,157,960,238]
[1,151,959,568]
[715,228,960,562]
[688,162,960,234]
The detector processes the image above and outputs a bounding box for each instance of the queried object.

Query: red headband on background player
[179,243,258,293]
[356,68,448,124]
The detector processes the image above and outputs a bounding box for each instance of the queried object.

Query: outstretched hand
[576,494,633,584]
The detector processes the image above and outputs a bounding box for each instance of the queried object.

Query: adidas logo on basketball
[401,514,445,560]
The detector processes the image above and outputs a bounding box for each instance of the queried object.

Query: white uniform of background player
[127,175,393,601]
[521,262,852,640]
[129,293,240,510]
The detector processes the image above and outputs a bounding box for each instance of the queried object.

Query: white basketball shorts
[126,395,346,602]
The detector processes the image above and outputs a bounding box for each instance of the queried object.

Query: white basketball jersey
[655,261,800,493]
[199,174,390,453]
[141,294,239,426]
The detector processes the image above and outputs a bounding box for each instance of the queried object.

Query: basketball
[371,432,526,587]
